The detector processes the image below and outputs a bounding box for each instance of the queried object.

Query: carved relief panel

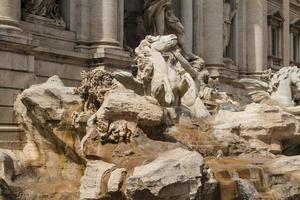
[21,0,65,28]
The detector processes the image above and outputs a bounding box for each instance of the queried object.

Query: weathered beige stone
[93,89,166,128]
[265,155,300,174]
[0,107,15,124]
[107,168,126,193]
[126,148,203,200]
[35,61,85,81]
[0,70,35,89]
[213,103,300,154]
[0,89,21,107]
[264,156,300,199]
[2,1,300,199]
[80,160,115,200]
[14,75,84,181]
[0,51,34,72]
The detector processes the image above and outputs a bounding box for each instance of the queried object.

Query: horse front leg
[178,75,190,97]
[163,77,175,105]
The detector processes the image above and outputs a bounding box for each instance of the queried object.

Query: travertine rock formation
[80,160,116,199]
[126,148,203,200]
[6,68,300,200]
[214,103,300,155]
[12,76,84,198]
[85,88,168,144]
[6,35,300,199]
[2,0,300,198]
[15,75,84,164]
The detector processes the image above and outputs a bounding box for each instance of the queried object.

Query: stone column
[118,0,124,48]
[193,0,204,56]
[87,0,131,69]
[0,0,21,31]
[90,0,120,49]
[237,0,247,73]
[246,0,265,73]
[203,0,224,77]
[180,0,193,53]
[290,33,294,61]
[282,0,290,66]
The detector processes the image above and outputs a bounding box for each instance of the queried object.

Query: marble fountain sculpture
[4,35,300,199]
[1,0,300,199]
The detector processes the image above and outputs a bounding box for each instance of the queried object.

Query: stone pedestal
[246,0,265,73]
[203,0,225,77]
[0,0,21,31]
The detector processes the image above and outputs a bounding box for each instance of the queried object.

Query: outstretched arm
[172,49,198,78]
[154,5,165,35]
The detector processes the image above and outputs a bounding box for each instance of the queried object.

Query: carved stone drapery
[21,0,65,26]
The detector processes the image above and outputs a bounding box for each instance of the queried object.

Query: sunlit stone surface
[0,0,300,199]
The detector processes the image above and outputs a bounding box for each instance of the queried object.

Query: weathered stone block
[0,89,20,107]
[126,148,203,200]
[0,107,15,124]
[107,168,126,193]
[0,51,34,72]
[80,160,115,200]
[0,70,34,89]
[35,60,84,81]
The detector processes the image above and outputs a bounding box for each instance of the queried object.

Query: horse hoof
[165,92,174,105]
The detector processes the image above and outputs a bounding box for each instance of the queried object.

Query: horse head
[288,67,300,92]
[145,34,178,52]
[270,66,300,106]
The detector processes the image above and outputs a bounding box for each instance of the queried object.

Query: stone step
[0,126,25,150]
[0,126,24,141]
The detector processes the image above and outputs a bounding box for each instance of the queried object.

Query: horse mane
[270,66,300,90]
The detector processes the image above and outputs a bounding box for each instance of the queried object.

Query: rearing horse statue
[114,34,211,118]
[240,66,300,114]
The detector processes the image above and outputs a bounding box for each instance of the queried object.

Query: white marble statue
[114,34,212,118]
[143,0,196,60]
[240,66,300,114]
[143,0,184,37]
[22,0,64,25]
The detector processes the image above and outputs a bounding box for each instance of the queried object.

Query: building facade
[0,0,300,144]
